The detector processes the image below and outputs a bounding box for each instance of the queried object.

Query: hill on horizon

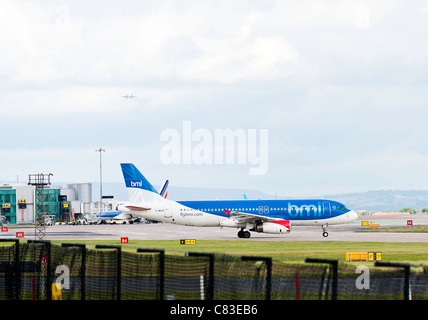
[323,189,428,212]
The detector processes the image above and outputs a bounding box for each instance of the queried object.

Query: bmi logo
[130,181,143,187]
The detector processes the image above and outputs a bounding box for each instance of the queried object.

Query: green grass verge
[358,226,428,233]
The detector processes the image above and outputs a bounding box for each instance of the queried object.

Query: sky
[1,0,428,197]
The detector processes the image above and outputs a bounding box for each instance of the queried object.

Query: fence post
[375,261,411,300]
[137,248,165,300]
[28,240,52,300]
[0,239,20,300]
[13,240,20,300]
[96,245,122,300]
[62,243,86,300]
[187,252,215,300]
[305,258,338,300]
[241,256,272,300]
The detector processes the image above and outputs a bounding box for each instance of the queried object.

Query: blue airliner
[118,163,358,238]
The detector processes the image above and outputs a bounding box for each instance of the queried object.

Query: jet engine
[253,220,290,234]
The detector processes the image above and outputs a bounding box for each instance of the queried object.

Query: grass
[48,239,428,265]
[358,226,428,233]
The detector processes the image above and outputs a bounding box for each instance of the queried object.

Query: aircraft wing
[223,209,276,223]
[220,209,289,232]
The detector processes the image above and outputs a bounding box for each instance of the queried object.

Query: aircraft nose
[348,210,358,221]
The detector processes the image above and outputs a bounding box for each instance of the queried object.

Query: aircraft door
[164,203,172,218]
[322,202,331,216]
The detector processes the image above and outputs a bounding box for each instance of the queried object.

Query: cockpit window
[338,206,346,211]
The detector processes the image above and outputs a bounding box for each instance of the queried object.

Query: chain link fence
[0,239,427,300]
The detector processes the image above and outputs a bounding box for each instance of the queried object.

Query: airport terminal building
[0,182,95,224]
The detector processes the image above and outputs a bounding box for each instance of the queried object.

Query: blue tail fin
[120,163,158,194]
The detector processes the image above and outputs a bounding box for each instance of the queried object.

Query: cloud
[2,1,428,196]
[178,36,299,83]
[1,1,301,86]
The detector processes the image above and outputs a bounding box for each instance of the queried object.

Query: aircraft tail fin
[160,180,169,198]
[120,163,164,203]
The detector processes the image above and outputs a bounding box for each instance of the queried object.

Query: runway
[1,213,427,242]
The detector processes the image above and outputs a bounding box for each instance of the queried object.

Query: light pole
[95,148,105,213]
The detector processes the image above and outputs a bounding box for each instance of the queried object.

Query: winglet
[224,209,231,215]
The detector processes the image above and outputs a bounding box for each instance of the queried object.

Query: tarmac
[1,213,427,243]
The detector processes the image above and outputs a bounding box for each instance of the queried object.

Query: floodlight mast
[95,148,105,213]
[28,173,53,240]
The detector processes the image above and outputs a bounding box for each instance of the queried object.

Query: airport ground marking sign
[121,237,129,244]
[361,221,380,228]
[180,239,196,245]
[39,255,48,264]
[346,252,382,262]
[368,252,382,261]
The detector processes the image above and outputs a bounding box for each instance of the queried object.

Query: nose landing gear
[322,225,329,237]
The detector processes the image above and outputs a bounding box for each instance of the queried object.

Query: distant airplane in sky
[117,163,358,238]
[122,94,136,99]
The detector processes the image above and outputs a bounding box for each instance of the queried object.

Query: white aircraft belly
[172,208,222,227]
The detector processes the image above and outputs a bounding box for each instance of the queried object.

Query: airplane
[96,210,138,224]
[122,94,136,99]
[117,163,358,238]
[97,179,170,224]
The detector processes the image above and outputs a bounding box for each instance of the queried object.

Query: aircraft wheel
[322,231,329,237]
[238,230,251,238]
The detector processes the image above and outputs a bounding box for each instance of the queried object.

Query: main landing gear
[238,229,251,238]
[322,225,329,237]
